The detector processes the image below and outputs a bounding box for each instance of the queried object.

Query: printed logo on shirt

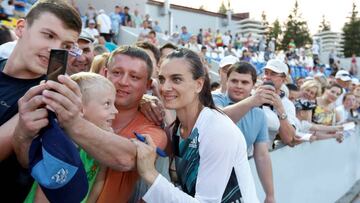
[188,138,197,148]
[0,100,10,108]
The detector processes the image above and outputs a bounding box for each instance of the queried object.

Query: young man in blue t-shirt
[212,61,276,203]
[0,1,82,201]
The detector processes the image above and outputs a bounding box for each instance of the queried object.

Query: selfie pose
[132,48,259,203]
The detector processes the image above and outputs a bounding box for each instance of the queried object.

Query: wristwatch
[278,112,287,120]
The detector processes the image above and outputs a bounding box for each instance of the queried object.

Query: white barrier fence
[249,125,360,203]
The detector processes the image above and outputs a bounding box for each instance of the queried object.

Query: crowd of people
[0,0,359,203]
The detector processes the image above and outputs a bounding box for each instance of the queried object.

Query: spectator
[93,44,109,56]
[217,55,239,94]
[184,34,200,53]
[84,19,100,38]
[222,31,231,48]
[159,42,177,59]
[146,30,159,46]
[215,29,223,47]
[132,9,142,28]
[211,81,220,91]
[1,0,14,16]
[199,45,211,70]
[139,20,151,40]
[0,25,15,45]
[179,26,191,45]
[136,41,160,78]
[334,70,351,106]
[212,62,275,203]
[262,59,302,146]
[286,83,300,102]
[90,52,109,75]
[350,78,360,92]
[85,4,97,23]
[153,20,162,33]
[312,84,343,125]
[329,49,336,68]
[224,43,236,57]
[299,79,322,102]
[66,31,95,75]
[98,36,117,52]
[134,48,259,203]
[268,37,275,53]
[13,0,26,18]
[350,54,358,76]
[336,93,356,123]
[0,1,82,201]
[123,6,132,26]
[197,28,203,45]
[96,9,112,42]
[109,5,121,44]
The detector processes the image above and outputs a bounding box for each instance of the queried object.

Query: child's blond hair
[70,72,115,104]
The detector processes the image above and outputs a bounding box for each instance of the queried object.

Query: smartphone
[262,81,274,108]
[47,49,68,82]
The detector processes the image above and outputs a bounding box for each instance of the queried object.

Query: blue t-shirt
[180,32,192,43]
[14,0,27,12]
[0,59,46,202]
[212,92,269,148]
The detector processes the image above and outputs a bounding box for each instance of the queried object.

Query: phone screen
[47,49,68,81]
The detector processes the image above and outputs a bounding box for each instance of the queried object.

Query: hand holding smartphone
[47,49,68,82]
[262,81,275,107]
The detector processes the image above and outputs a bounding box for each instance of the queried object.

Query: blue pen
[133,132,167,157]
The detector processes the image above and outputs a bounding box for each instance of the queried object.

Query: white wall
[249,126,360,203]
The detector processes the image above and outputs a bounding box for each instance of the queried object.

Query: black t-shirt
[0,59,46,202]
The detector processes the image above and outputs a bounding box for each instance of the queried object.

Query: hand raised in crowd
[42,75,83,129]
[250,85,276,107]
[139,95,165,126]
[131,134,159,185]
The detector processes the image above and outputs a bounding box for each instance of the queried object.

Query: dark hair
[93,44,109,55]
[210,81,220,90]
[136,41,160,64]
[286,83,299,91]
[26,0,82,34]
[325,83,343,94]
[107,45,153,80]
[149,30,156,36]
[166,48,217,110]
[227,61,257,84]
[0,25,12,45]
[160,43,177,55]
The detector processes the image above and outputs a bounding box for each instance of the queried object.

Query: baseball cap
[351,77,359,85]
[264,59,288,75]
[78,30,94,43]
[29,112,88,203]
[88,19,96,24]
[335,70,351,81]
[219,55,239,68]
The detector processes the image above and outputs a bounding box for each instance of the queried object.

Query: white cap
[264,59,288,75]
[219,55,239,68]
[88,19,95,24]
[351,77,359,85]
[335,70,351,81]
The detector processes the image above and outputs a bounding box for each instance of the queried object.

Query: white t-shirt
[83,27,99,38]
[335,105,350,124]
[143,107,259,203]
[222,35,231,46]
[96,13,112,34]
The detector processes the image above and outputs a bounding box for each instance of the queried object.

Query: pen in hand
[133,132,167,157]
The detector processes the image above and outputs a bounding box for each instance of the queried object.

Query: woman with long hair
[132,48,258,202]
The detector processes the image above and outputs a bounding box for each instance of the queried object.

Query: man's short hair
[286,83,299,91]
[26,0,82,34]
[227,61,257,84]
[107,45,153,80]
[136,41,160,64]
[160,43,177,53]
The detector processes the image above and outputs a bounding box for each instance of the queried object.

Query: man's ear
[104,68,109,77]
[15,19,26,38]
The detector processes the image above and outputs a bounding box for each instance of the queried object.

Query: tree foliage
[318,15,331,33]
[218,1,227,14]
[280,1,312,50]
[268,19,282,50]
[342,2,360,57]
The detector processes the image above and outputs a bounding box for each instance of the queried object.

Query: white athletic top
[143,107,259,203]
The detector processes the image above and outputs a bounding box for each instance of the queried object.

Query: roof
[147,0,249,21]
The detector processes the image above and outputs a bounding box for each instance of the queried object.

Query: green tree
[268,19,282,50]
[342,2,360,57]
[318,15,331,33]
[281,0,312,50]
[218,1,227,14]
